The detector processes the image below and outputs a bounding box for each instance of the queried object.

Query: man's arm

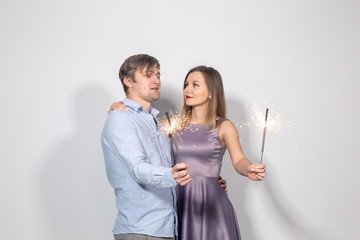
[101,111,190,187]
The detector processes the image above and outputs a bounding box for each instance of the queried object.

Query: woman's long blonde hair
[179,66,226,132]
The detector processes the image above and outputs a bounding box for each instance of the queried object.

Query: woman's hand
[247,164,266,181]
[108,101,128,113]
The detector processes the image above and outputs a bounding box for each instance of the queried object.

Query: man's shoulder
[107,109,132,119]
[103,110,137,130]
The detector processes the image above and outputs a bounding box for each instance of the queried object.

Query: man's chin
[149,95,160,103]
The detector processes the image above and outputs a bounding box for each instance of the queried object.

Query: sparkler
[164,112,180,166]
[236,103,290,164]
[246,104,282,134]
[260,108,269,164]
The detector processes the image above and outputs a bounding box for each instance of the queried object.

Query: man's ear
[124,77,133,88]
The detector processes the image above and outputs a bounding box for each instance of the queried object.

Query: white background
[1,1,359,239]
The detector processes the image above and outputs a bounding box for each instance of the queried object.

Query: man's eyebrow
[143,70,153,75]
[146,70,161,75]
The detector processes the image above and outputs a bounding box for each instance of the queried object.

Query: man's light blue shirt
[101,99,177,237]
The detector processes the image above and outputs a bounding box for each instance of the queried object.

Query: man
[101,54,191,240]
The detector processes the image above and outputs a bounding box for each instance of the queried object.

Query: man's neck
[126,95,152,112]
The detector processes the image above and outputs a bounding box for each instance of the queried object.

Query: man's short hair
[119,54,160,94]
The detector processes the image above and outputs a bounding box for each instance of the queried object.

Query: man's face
[129,65,161,104]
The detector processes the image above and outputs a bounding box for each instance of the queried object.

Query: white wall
[1,1,359,239]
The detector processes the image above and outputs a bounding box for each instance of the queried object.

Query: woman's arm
[220,120,266,181]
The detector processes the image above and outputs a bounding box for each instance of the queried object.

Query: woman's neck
[190,105,208,124]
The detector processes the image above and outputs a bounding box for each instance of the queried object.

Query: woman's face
[183,71,211,107]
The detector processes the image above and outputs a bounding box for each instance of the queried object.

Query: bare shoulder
[219,119,237,133]
[219,119,239,144]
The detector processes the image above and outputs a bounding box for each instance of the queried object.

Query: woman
[173,66,265,240]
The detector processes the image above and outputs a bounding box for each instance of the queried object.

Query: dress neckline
[188,118,223,126]
[188,122,208,126]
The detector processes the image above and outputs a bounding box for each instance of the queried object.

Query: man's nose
[152,75,160,83]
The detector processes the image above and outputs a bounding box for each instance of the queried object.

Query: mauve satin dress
[174,119,241,240]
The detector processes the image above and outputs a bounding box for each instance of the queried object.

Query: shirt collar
[123,98,159,118]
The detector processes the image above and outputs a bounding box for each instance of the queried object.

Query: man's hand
[218,176,228,193]
[108,101,128,113]
[172,163,191,186]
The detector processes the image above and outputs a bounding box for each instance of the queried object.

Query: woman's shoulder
[216,117,233,126]
[216,117,229,123]
[217,117,237,134]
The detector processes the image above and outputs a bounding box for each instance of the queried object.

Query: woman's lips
[186,96,193,99]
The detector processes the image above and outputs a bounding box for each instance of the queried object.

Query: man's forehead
[140,64,160,73]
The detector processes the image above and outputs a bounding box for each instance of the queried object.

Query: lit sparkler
[249,104,282,134]
[244,103,290,163]
[163,112,182,166]
[260,108,269,164]
[161,111,184,136]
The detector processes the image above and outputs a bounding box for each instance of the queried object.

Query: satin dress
[174,119,241,240]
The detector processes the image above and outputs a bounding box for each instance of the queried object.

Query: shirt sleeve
[101,111,177,188]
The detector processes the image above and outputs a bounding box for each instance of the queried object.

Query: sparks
[248,103,283,134]
[160,111,185,166]
[159,111,185,136]
[244,103,291,163]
